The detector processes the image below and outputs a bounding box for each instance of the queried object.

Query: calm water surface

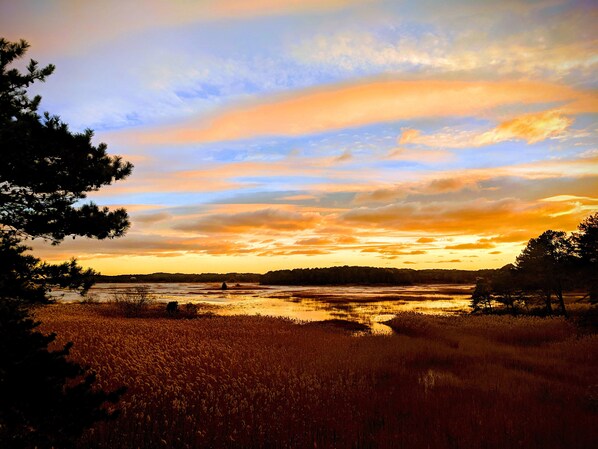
[51,283,473,334]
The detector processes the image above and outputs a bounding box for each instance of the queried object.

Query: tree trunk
[555,288,568,317]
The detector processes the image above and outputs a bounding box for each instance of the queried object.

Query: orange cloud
[353,187,408,204]
[540,195,598,205]
[342,197,593,237]
[354,176,479,204]
[477,110,574,145]
[426,178,478,193]
[385,147,454,163]
[176,208,323,234]
[94,173,245,196]
[487,231,533,243]
[258,248,332,257]
[444,242,496,250]
[336,235,359,244]
[357,244,427,259]
[30,233,205,260]
[295,237,334,245]
[399,128,421,144]
[209,0,366,17]
[397,127,480,149]
[398,110,575,149]
[279,194,318,201]
[124,80,585,144]
[133,212,171,224]
[352,155,598,207]
[89,157,331,197]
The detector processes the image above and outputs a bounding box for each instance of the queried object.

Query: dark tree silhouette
[572,212,598,304]
[470,215,598,316]
[470,266,526,315]
[0,300,125,448]
[515,230,575,316]
[0,38,131,447]
[0,231,95,303]
[261,266,497,285]
[1,37,132,301]
[470,277,493,313]
[489,264,524,313]
[0,40,131,244]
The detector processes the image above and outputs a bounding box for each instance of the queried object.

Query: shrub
[183,302,198,318]
[166,301,179,315]
[112,286,154,317]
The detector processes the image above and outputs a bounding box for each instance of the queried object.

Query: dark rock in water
[221,282,228,290]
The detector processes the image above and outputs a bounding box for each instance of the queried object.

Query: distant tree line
[95,268,506,286]
[471,213,597,316]
[260,266,498,286]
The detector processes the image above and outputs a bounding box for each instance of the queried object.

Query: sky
[2,0,597,274]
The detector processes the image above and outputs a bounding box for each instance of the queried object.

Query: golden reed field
[36,304,597,449]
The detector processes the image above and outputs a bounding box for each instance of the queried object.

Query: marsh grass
[36,305,597,449]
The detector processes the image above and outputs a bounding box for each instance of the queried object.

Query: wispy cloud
[2,0,365,56]
[290,4,598,85]
[385,147,455,163]
[445,241,496,250]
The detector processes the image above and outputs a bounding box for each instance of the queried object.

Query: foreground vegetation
[36,304,597,449]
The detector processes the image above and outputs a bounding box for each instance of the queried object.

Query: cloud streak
[120,80,587,144]
[176,208,324,234]
[2,0,364,56]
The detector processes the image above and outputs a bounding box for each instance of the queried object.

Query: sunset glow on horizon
[3,0,597,274]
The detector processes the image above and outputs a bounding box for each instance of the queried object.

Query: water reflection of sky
[50,283,473,334]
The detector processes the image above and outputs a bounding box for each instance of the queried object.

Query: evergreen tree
[515,230,575,316]
[572,212,598,304]
[0,300,125,448]
[0,38,131,447]
[0,39,131,244]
